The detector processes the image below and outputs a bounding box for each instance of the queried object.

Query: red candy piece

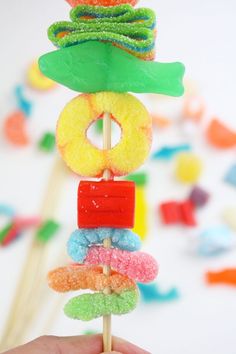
[179,200,196,226]
[66,0,138,7]
[78,180,135,228]
[159,200,196,227]
[159,201,180,224]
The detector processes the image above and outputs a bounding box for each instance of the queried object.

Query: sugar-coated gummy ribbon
[48,4,156,60]
[48,264,136,293]
[83,246,158,283]
[64,288,139,321]
[67,228,141,262]
[39,42,185,96]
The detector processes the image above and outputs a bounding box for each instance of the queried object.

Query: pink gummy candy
[85,246,158,283]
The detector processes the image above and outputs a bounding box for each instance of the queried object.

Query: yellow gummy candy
[175,152,202,184]
[223,207,236,231]
[133,186,148,241]
[28,61,56,91]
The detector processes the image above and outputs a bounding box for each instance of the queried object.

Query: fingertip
[113,336,151,354]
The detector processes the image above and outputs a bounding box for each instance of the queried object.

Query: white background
[0,1,236,353]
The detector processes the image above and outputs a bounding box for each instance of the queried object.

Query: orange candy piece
[48,264,136,293]
[66,0,138,6]
[206,268,236,286]
[206,119,236,149]
[3,111,29,146]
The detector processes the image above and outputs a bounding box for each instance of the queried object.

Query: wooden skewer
[102,112,112,352]
[0,157,68,351]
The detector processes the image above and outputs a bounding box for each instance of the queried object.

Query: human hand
[2,334,151,354]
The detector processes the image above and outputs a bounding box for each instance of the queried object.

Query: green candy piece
[38,132,56,152]
[0,222,13,244]
[39,41,185,96]
[64,289,138,321]
[95,119,103,134]
[36,220,60,243]
[126,172,148,186]
[48,5,155,60]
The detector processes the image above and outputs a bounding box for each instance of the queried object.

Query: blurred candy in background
[0,1,236,354]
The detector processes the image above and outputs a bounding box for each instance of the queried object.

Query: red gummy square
[78,180,135,228]
[160,201,181,224]
[179,200,196,226]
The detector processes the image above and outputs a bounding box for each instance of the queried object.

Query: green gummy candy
[64,289,139,321]
[48,5,155,60]
[36,220,60,243]
[38,132,55,152]
[39,41,185,96]
[0,223,13,244]
[126,172,148,186]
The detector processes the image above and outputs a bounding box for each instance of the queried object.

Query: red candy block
[160,200,197,227]
[78,180,135,228]
[160,201,181,224]
[179,200,196,226]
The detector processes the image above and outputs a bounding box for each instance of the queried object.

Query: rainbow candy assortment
[39,0,184,343]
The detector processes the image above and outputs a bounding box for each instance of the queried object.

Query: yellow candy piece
[175,152,202,183]
[133,186,148,241]
[223,207,236,231]
[57,92,152,177]
[27,61,56,91]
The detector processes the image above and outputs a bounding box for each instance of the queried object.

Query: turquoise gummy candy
[67,227,141,263]
[64,289,139,321]
[39,41,185,96]
[138,283,179,303]
[152,144,191,160]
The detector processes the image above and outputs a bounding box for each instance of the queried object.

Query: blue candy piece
[67,228,142,262]
[138,283,179,303]
[224,164,236,188]
[152,144,191,160]
[198,225,233,256]
[0,204,16,217]
[15,85,33,117]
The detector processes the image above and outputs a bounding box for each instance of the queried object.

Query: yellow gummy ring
[27,61,56,91]
[57,92,152,177]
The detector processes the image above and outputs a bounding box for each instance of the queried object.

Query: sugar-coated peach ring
[57,92,152,177]
[66,0,138,7]
[48,264,136,293]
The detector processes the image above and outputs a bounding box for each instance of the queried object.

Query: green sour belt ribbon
[48,4,156,60]
[39,41,185,96]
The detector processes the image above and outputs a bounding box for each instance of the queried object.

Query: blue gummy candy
[224,164,236,188]
[0,204,16,217]
[152,144,191,160]
[67,228,142,262]
[138,283,179,303]
[198,225,233,256]
[15,85,33,117]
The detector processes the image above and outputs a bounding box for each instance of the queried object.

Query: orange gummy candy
[66,0,138,6]
[3,111,29,146]
[206,268,236,286]
[206,118,236,149]
[151,114,171,129]
[48,264,136,293]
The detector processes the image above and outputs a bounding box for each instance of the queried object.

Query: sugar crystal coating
[64,288,139,321]
[84,246,158,283]
[48,5,156,61]
[66,0,139,7]
[48,264,136,293]
[68,227,141,262]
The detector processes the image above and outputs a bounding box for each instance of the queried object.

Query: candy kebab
[39,0,184,351]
